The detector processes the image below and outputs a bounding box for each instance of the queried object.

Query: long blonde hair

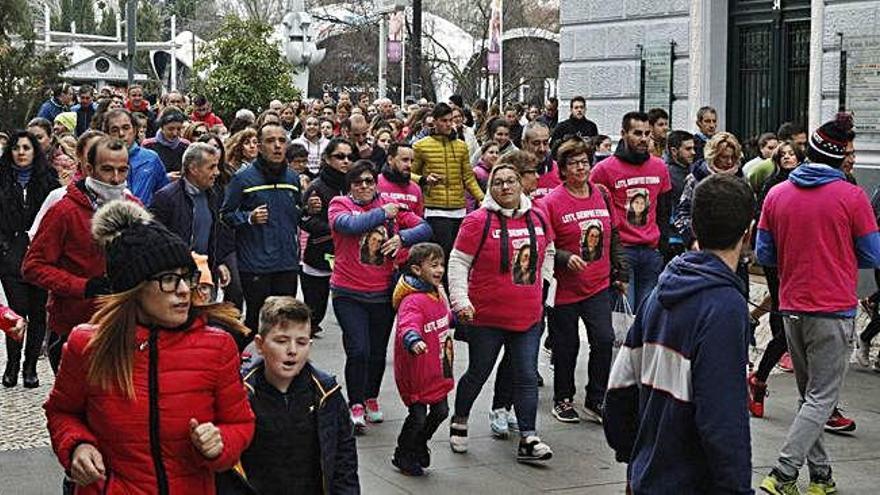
[86,286,248,399]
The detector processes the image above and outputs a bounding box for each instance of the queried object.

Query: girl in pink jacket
[391,243,454,476]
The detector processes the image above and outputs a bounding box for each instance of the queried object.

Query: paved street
[1,284,880,494]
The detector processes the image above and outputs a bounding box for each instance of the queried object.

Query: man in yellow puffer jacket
[412,103,485,270]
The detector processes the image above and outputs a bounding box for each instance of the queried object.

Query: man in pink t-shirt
[590,111,672,309]
[522,121,562,200]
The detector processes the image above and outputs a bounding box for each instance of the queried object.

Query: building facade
[559,0,880,172]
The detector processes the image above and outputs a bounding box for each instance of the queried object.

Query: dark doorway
[727,0,810,150]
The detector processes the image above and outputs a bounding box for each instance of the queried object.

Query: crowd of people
[0,81,876,494]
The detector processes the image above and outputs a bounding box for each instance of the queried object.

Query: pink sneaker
[777,352,794,373]
[365,398,384,423]
[350,404,367,432]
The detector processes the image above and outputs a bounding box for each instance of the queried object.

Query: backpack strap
[470,210,494,270]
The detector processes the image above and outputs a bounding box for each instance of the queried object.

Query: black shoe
[2,361,19,388]
[22,362,39,389]
[552,399,580,423]
[392,449,425,476]
[582,400,604,424]
[417,443,431,468]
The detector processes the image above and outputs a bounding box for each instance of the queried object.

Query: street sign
[843,35,880,134]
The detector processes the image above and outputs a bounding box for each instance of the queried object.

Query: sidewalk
[1,295,879,493]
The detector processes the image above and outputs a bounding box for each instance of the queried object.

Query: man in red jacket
[23,136,137,372]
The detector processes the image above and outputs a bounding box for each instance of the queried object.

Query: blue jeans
[623,246,664,311]
[552,289,613,405]
[453,323,541,437]
[332,296,395,406]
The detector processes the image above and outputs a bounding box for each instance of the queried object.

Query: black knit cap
[92,201,196,292]
[807,113,855,168]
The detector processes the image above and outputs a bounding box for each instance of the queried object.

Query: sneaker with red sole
[365,398,384,423]
[824,408,856,433]
[777,352,794,373]
[747,372,768,418]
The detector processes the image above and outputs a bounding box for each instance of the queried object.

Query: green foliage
[97,6,117,37]
[0,0,33,42]
[192,16,300,122]
[52,0,96,33]
[0,41,69,131]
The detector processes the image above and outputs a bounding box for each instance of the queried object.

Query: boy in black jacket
[239,296,360,494]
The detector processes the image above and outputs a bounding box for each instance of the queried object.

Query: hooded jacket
[604,251,752,494]
[412,133,484,210]
[757,163,880,315]
[128,144,170,207]
[22,180,138,336]
[448,181,555,331]
[44,315,255,495]
[392,275,455,406]
[237,362,360,495]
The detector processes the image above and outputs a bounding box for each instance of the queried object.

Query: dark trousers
[48,331,68,374]
[454,323,541,436]
[397,398,449,454]
[862,312,880,344]
[756,266,788,382]
[332,295,395,406]
[492,310,548,410]
[221,254,244,310]
[240,270,298,344]
[552,289,613,405]
[301,273,330,331]
[427,216,463,286]
[1,275,47,374]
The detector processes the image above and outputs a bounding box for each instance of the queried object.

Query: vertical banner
[487,0,502,75]
[388,9,405,64]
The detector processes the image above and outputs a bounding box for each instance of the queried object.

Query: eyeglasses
[148,271,201,293]
[331,153,354,161]
[352,177,376,186]
[567,158,591,168]
[491,178,519,189]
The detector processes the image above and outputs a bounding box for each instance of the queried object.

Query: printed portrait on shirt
[512,241,537,286]
[359,226,387,266]
[626,188,649,227]
[441,331,454,379]
[580,220,604,262]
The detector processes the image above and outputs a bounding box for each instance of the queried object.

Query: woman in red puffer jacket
[44,200,254,494]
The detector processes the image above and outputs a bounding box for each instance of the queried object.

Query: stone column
[808,0,825,133]
[688,0,728,130]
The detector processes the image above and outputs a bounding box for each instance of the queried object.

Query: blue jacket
[128,144,169,207]
[221,158,303,273]
[604,251,753,494]
[36,97,66,122]
[70,102,97,136]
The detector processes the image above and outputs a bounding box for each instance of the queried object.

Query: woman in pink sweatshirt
[328,160,433,431]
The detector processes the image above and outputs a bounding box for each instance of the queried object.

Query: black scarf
[255,156,286,181]
[613,139,650,165]
[319,164,347,193]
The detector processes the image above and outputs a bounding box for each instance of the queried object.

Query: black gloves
[84,277,112,299]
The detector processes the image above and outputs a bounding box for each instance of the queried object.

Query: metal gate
[727,0,810,148]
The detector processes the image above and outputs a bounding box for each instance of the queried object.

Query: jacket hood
[657,251,745,308]
[392,273,438,309]
[788,162,845,188]
[481,165,533,217]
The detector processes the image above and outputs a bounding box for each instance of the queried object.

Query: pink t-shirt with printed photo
[454,207,553,332]
[590,155,671,248]
[543,183,616,305]
[378,175,424,217]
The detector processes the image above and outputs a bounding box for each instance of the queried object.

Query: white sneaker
[507,408,519,431]
[855,344,872,368]
[517,435,553,463]
[449,422,468,453]
[489,408,510,438]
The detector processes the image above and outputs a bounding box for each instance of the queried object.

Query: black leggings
[397,399,449,454]
[240,270,298,347]
[301,273,330,331]
[1,275,47,373]
[755,266,787,382]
